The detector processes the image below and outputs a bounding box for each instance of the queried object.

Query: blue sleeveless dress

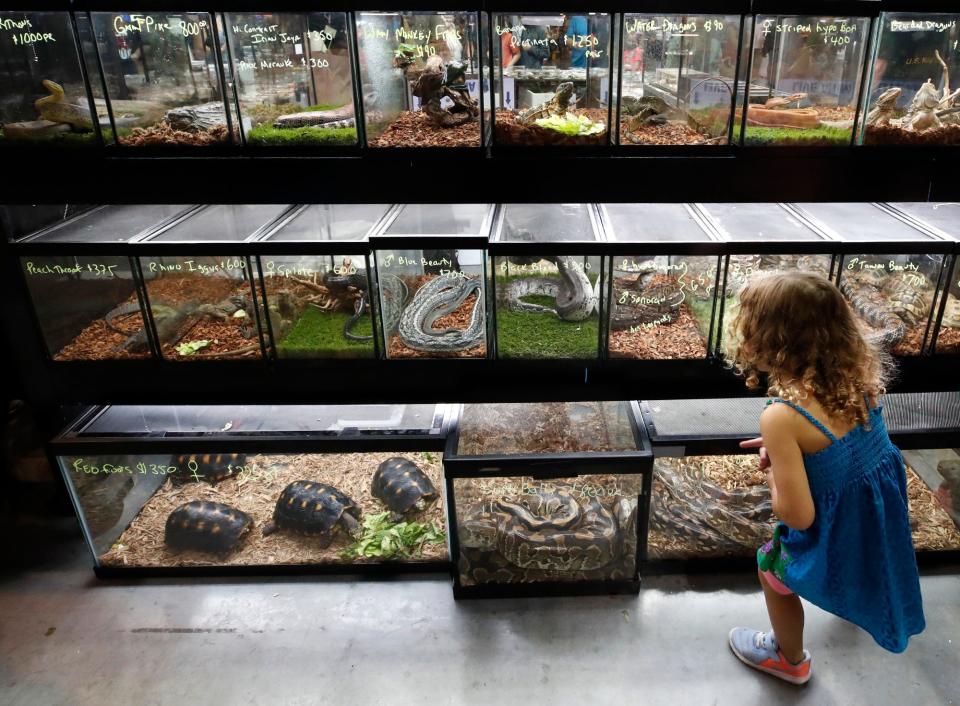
[756,399,925,653]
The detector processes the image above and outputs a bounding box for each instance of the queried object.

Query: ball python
[398,276,485,352]
[649,458,775,558]
[502,256,598,322]
[458,489,637,584]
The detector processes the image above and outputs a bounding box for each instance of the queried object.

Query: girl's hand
[739,437,770,470]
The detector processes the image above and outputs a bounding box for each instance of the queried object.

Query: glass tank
[741,14,870,146]
[795,202,946,357]
[16,205,195,361]
[0,11,101,147]
[641,396,960,562]
[256,204,392,360]
[446,401,650,594]
[599,203,720,360]
[372,204,492,359]
[697,202,833,355]
[135,205,290,362]
[355,11,481,148]
[860,13,960,146]
[493,12,611,146]
[54,404,451,571]
[618,14,742,146]
[492,203,602,359]
[224,12,358,148]
[90,12,231,147]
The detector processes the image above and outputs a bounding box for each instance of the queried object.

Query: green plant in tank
[340,512,446,560]
[535,111,605,136]
[176,340,211,356]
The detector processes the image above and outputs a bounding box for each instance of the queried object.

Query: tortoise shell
[164,501,252,553]
[371,457,438,515]
[170,453,244,485]
[266,481,359,535]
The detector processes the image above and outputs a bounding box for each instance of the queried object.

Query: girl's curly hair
[723,272,892,427]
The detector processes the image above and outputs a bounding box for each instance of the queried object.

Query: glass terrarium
[254,204,392,359]
[137,204,292,362]
[794,202,949,357]
[445,401,651,597]
[90,12,231,147]
[741,14,870,146]
[696,202,834,356]
[860,13,960,146]
[224,12,358,148]
[618,14,742,147]
[53,404,452,574]
[493,12,611,146]
[15,205,196,361]
[885,202,960,355]
[640,394,960,565]
[371,203,493,359]
[0,11,102,146]
[355,11,481,148]
[491,203,603,359]
[598,203,721,360]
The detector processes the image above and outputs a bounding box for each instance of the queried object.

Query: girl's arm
[759,404,816,531]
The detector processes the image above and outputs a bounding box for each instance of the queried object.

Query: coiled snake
[502,256,598,322]
[397,276,485,352]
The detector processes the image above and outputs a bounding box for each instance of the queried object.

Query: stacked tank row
[2,10,958,149]
[10,201,960,363]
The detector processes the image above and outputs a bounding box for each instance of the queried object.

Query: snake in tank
[839,269,931,348]
[458,489,638,583]
[397,276,485,352]
[502,255,598,322]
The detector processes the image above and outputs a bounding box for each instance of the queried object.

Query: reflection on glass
[608,255,717,359]
[493,12,611,146]
[225,12,357,148]
[20,255,148,360]
[494,255,601,359]
[741,15,869,146]
[356,11,480,148]
[139,255,264,361]
[619,14,741,146]
[860,13,960,146]
[839,253,943,356]
[376,247,487,358]
[62,451,448,567]
[0,12,101,146]
[91,12,229,147]
[260,254,375,359]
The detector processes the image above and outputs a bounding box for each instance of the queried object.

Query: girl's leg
[758,568,805,663]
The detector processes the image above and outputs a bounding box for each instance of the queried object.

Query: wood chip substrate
[865,123,960,146]
[99,451,447,568]
[119,123,229,147]
[620,121,722,146]
[53,309,149,361]
[934,326,960,355]
[891,325,926,357]
[609,306,708,359]
[370,111,480,148]
[494,108,608,146]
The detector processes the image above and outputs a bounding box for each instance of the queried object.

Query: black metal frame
[638,395,960,573]
[443,400,653,598]
[49,401,456,577]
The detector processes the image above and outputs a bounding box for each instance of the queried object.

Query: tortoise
[170,453,244,485]
[371,457,439,521]
[164,501,252,553]
[262,481,361,547]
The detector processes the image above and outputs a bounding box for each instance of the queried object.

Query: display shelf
[639,392,960,573]
[51,403,455,577]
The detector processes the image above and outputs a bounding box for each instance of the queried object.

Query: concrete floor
[1,518,958,706]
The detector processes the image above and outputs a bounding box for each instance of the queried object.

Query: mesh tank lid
[24,205,195,243]
[887,202,960,241]
[699,203,826,242]
[148,204,291,242]
[495,203,601,242]
[264,204,391,242]
[382,204,493,237]
[794,203,937,242]
[600,204,713,243]
[75,404,448,438]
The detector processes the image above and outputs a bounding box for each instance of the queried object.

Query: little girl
[723,272,925,685]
